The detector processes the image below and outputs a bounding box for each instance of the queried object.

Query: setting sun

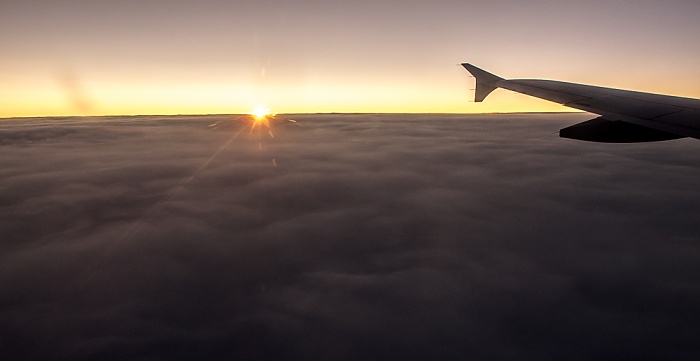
[250,106,272,121]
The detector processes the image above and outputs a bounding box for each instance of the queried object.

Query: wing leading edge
[462,63,700,142]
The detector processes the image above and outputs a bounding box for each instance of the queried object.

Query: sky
[1,0,699,116]
[1,113,700,360]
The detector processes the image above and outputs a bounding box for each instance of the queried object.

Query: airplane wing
[462,63,700,142]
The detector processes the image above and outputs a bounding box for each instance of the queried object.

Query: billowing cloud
[1,114,699,360]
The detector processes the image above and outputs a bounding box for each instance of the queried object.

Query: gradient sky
[1,0,699,116]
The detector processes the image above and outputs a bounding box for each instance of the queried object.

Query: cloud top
[1,114,699,360]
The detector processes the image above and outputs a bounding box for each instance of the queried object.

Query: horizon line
[0,110,584,120]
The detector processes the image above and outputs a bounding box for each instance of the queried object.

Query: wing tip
[461,63,504,102]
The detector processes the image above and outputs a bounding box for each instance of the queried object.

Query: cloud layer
[1,114,699,360]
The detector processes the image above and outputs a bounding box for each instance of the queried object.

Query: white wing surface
[462,63,700,142]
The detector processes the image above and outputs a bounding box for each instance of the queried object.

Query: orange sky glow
[1,0,699,117]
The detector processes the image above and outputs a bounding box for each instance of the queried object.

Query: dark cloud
[1,114,699,360]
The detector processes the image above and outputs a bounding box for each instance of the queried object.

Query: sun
[250,106,271,121]
[247,105,276,138]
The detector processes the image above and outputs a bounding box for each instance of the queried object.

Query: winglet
[461,63,504,102]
